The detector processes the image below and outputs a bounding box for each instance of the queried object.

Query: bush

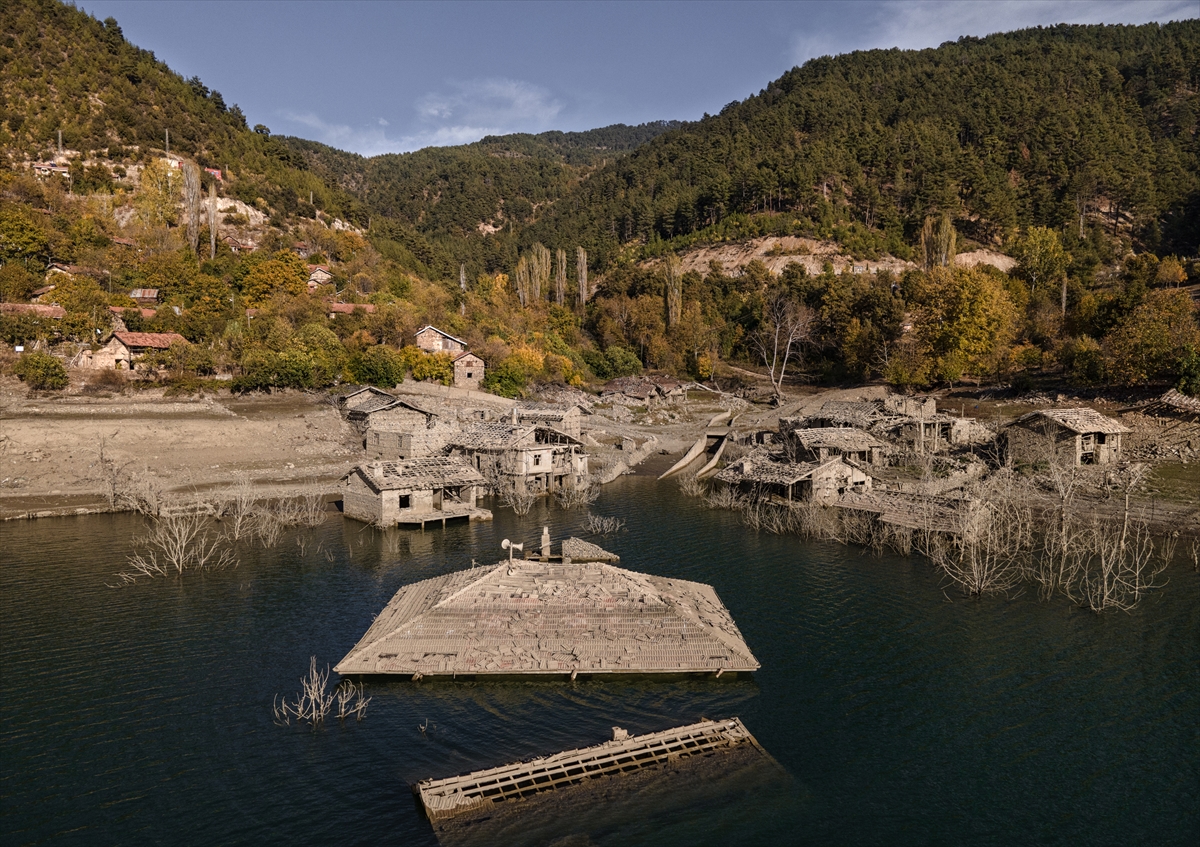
[233,348,314,392]
[12,351,69,390]
[347,345,404,387]
[83,367,127,394]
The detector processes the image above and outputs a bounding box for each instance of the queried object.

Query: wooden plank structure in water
[334,551,760,677]
[414,718,766,823]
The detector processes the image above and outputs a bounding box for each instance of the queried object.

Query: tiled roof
[112,331,187,349]
[791,427,886,451]
[1014,408,1129,435]
[0,303,65,318]
[357,457,485,491]
[714,448,841,486]
[334,558,759,676]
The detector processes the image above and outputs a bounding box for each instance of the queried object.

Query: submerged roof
[791,427,886,451]
[335,558,759,676]
[349,457,485,492]
[714,448,853,486]
[112,331,186,349]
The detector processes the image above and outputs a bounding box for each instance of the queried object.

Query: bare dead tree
[555,247,567,306]
[183,162,202,256]
[515,254,531,307]
[114,513,237,583]
[749,289,814,397]
[273,657,367,729]
[583,512,625,536]
[554,475,601,509]
[577,246,588,306]
[218,476,256,541]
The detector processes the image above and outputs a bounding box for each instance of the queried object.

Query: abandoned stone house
[714,448,872,504]
[797,400,884,430]
[512,402,587,439]
[453,351,485,390]
[337,386,395,413]
[1123,388,1200,423]
[445,423,589,494]
[82,331,188,370]
[306,265,333,293]
[341,457,490,528]
[784,426,888,465]
[415,325,467,354]
[1006,408,1129,466]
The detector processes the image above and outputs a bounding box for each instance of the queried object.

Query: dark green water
[2,476,1197,846]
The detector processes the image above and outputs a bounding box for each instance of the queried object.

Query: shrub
[12,351,69,390]
[347,345,403,387]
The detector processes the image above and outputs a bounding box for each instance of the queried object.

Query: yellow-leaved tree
[135,159,178,228]
[240,252,308,307]
[916,266,1017,385]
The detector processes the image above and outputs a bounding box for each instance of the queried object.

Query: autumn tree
[555,248,567,306]
[919,212,956,271]
[663,253,682,329]
[1102,289,1200,385]
[136,159,177,228]
[576,247,588,306]
[240,252,308,307]
[1012,226,1069,312]
[915,266,1016,385]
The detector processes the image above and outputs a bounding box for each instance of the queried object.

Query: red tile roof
[328,302,376,314]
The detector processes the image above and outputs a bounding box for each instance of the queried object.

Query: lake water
[2,476,1197,846]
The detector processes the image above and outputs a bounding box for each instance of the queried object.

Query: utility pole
[57,129,62,159]
[165,128,169,156]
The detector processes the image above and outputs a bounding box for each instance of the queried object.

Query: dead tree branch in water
[113,513,237,583]
[273,657,369,729]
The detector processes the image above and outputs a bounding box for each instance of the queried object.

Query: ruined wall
[342,472,383,525]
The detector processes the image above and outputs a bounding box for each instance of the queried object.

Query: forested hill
[525,21,1199,268]
[281,121,682,239]
[0,0,370,227]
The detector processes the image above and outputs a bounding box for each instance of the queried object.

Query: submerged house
[341,457,490,528]
[334,552,760,677]
[445,423,589,494]
[714,448,872,504]
[1006,408,1129,466]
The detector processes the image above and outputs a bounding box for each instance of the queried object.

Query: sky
[77,0,1197,157]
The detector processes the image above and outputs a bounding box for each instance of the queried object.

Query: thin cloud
[401,77,563,150]
[791,0,1197,65]
[278,110,400,157]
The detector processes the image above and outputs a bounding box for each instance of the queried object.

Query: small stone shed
[1006,408,1129,466]
[415,325,467,354]
[715,449,872,504]
[341,457,490,528]
[453,351,485,390]
[83,331,187,370]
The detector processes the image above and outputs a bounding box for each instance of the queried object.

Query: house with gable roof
[415,325,467,354]
[1005,408,1129,466]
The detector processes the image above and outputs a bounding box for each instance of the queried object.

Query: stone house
[1006,408,1129,466]
[445,423,589,494]
[306,265,333,293]
[82,331,187,370]
[415,325,467,354]
[453,351,485,390]
[512,402,586,439]
[337,385,395,412]
[129,288,159,306]
[341,457,490,528]
[714,448,872,504]
[346,396,438,435]
[784,426,887,465]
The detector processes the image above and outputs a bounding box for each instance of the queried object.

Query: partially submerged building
[334,554,760,676]
[714,448,872,503]
[1006,408,1129,466]
[446,423,588,494]
[341,457,490,528]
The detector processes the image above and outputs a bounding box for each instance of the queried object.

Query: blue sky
[78,0,1197,157]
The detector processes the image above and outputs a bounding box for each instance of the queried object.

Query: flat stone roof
[335,559,759,676]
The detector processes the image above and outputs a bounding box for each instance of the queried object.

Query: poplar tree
[555,248,567,306]
[577,247,588,306]
[183,162,201,256]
